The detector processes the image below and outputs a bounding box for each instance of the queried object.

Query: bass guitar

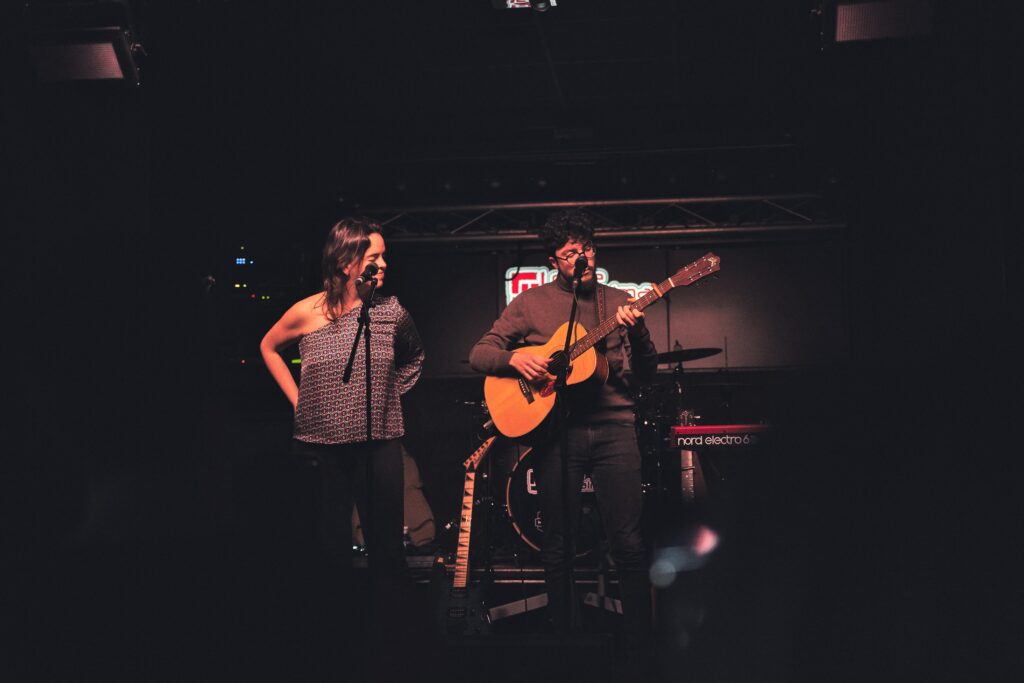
[484,252,721,438]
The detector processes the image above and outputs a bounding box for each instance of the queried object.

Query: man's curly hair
[540,208,594,256]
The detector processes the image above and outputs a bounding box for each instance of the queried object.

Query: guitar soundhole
[547,351,568,376]
[536,351,573,397]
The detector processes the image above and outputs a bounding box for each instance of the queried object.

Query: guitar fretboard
[452,470,475,589]
[452,436,495,590]
[569,276,667,360]
[568,254,718,359]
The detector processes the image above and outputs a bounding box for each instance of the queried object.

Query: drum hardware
[486,592,549,623]
[486,573,622,623]
[677,408,699,427]
[582,569,623,615]
[674,408,701,500]
[654,347,722,365]
[636,339,716,515]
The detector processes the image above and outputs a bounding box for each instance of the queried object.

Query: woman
[260,217,424,611]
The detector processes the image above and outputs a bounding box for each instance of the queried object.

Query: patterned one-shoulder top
[293,296,424,445]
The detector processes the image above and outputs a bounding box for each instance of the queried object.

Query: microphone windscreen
[356,263,379,284]
[573,256,588,279]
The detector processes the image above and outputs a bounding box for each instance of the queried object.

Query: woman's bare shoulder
[283,292,330,331]
[294,291,327,313]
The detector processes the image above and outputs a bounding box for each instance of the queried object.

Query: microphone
[355,262,379,285]
[571,255,588,287]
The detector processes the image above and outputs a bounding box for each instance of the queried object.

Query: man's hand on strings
[509,353,552,382]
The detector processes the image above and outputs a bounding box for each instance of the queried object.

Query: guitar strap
[597,283,626,366]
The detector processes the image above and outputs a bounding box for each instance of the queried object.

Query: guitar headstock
[669,252,721,288]
[463,435,496,471]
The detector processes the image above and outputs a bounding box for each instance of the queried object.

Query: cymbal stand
[669,348,702,506]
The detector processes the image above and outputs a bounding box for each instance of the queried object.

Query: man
[468,209,658,654]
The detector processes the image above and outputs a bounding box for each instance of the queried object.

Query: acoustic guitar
[484,252,721,439]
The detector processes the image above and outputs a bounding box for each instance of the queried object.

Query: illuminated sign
[505,267,653,305]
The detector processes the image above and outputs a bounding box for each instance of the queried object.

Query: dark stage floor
[4,369,991,682]
[7,531,797,683]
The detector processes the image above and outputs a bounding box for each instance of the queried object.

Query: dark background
[1,1,1016,681]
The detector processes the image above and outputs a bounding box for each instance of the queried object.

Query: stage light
[837,0,932,42]
[820,0,933,45]
[25,1,145,84]
[491,0,559,10]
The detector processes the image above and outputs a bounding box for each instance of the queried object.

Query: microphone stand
[554,272,582,632]
[343,278,378,441]
[343,277,378,620]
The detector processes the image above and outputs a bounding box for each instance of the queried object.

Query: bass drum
[504,447,604,557]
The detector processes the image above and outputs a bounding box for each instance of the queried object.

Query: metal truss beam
[361,194,845,249]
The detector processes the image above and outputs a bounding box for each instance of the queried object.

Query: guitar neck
[452,435,495,590]
[452,470,476,590]
[568,253,719,360]
[568,278,669,361]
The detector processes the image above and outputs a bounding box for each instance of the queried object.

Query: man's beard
[560,271,595,292]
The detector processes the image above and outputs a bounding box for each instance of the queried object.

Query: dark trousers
[535,422,652,644]
[291,438,409,644]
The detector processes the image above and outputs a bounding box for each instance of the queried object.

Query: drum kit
[445,346,722,562]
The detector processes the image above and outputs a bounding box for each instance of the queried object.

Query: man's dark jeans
[535,422,652,644]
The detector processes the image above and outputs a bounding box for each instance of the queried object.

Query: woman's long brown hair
[321,217,382,320]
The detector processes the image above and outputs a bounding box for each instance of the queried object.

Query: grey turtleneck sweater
[469,276,658,424]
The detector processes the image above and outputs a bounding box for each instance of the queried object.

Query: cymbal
[656,347,722,364]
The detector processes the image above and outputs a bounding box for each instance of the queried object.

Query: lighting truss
[361,194,845,250]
